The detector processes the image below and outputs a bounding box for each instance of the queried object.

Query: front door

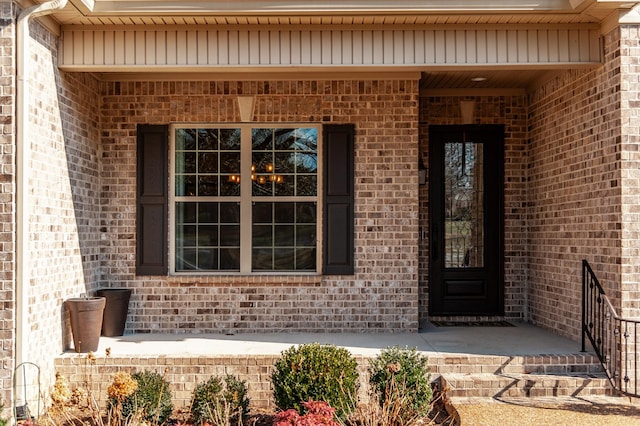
[428,125,504,316]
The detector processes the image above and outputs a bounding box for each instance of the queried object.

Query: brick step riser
[434,364,605,375]
[443,375,612,398]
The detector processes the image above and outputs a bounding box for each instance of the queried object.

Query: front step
[442,372,613,398]
[430,353,612,399]
[429,354,604,376]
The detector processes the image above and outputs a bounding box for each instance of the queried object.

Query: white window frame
[169,123,323,275]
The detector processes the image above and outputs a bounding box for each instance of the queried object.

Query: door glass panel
[444,140,484,268]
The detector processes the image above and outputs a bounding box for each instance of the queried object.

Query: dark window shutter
[136,124,169,275]
[323,124,355,275]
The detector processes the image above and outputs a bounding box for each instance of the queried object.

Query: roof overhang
[61,0,627,14]
[19,0,640,25]
[70,0,599,14]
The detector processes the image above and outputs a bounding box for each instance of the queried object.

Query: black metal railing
[582,259,640,397]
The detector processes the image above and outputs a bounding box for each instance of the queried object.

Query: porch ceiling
[420,69,557,94]
[21,0,640,91]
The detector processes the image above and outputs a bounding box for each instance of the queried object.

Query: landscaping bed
[36,345,457,426]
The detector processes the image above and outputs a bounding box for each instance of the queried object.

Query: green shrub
[0,400,8,426]
[368,346,432,422]
[116,370,173,425]
[271,343,359,420]
[190,375,250,426]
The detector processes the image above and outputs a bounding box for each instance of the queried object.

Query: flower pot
[66,297,105,353]
[97,288,132,337]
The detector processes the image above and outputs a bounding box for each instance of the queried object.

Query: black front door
[428,125,504,316]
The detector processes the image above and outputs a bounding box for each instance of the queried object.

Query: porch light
[419,157,427,185]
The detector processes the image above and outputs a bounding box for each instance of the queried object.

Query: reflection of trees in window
[252,128,317,198]
[444,139,484,268]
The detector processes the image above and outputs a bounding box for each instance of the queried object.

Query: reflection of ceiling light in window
[471,77,487,82]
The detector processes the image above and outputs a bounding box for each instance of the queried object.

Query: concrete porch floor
[91,321,587,357]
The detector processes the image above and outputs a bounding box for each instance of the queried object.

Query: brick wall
[418,95,529,322]
[20,17,102,396]
[100,79,420,333]
[527,28,623,339]
[619,25,640,319]
[54,352,371,411]
[0,0,14,411]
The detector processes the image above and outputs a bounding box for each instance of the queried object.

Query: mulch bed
[244,382,457,426]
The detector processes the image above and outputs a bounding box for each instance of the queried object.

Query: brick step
[441,372,612,398]
[429,354,604,376]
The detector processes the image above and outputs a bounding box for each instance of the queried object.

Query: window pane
[296,248,316,270]
[176,128,196,150]
[275,152,295,173]
[251,202,317,272]
[295,128,318,151]
[252,128,273,150]
[296,203,316,223]
[296,175,317,196]
[198,129,218,150]
[197,248,217,269]
[198,152,218,173]
[199,225,217,245]
[275,225,295,246]
[175,152,196,173]
[274,177,294,196]
[253,203,272,223]
[174,201,240,272]
[220,129,241,150]
[220,248,240,270]
[296,225,316,246]
[220,180,241,196]
[198,203,218,223]
[177,202,197,223]
[253,178,273,196]
[176,224,197,246]
[274,248,295,270]
[275,203,295,223]
[274,129,296,150]
[252,248,272,270]
[175,175,196,196]
[220,225,240,246]
[252,225,273,246]
[176,248,197,270]
[198,176,218,196]
[220,202,240,223]
[220,152,240,173]
[296,153,317,173]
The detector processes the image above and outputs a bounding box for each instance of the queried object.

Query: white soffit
[59,27,603,71]
[83,0,580,14]
[45,0,637,25]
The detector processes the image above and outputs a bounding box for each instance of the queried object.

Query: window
[136,123,354,277]
[170,125,321,274]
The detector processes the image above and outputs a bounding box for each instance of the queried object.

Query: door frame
[428,124,505,316]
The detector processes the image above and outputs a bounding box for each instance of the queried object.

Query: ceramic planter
[66,297,106,353]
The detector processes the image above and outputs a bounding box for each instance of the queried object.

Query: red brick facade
[3,0,640,412]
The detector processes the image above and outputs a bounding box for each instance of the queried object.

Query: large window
[170,125,321,274]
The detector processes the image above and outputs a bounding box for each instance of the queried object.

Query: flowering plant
[274,400,339,426]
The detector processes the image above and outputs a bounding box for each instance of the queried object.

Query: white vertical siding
[59,27,603,69]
